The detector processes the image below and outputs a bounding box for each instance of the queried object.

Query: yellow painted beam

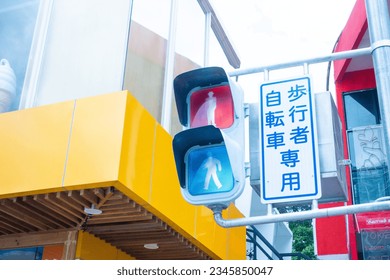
[118,93,158,206]
[0,101,74,197]
[63,92,127,189]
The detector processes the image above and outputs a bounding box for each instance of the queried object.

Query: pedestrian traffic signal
[172,67,245,208]
[187,145,234,196]
[188,84,234,128]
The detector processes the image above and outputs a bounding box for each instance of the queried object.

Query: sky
[210,0,357,65]
[132,0,358,101]
[208,0,357,101]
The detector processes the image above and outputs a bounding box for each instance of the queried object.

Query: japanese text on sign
[260,76,321,204]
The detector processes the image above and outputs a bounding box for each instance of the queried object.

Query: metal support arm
[212,201,390,228]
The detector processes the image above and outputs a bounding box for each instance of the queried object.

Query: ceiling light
[144,243,159,250]
[84,204,102,215]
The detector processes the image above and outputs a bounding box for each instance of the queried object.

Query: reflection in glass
[344,89,380,130]
[0,0,40,111]
[344,89,390,204]
[0,247,43,260]
[361,230,390,260]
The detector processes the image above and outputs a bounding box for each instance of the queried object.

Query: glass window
[124,0,171,123]
[344,89,380,130]
[0,247,43,260]
[343,89,390,204]
[131,0,170,39]
[176,0,205,66]
[359,230,390,260]
[0,0,40,112]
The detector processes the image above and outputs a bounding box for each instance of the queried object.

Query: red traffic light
[189,85,234,129]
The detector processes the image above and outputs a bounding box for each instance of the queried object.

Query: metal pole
[303,62,309,75]
[212,201,390,228]
[365,0,390,176]
[312,199,319,256]
[228,47,371,77]
[161,0,178,133]
[204,12,211,67]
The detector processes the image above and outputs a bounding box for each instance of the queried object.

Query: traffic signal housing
[172,66,245,208]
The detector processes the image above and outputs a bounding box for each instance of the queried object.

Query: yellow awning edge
[0,91,245,259]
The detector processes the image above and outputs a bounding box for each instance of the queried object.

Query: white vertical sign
[260,76,321,204]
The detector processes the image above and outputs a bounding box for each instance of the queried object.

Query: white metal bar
[212,201,390,228]
[267,204,273,216]
[312,199,319,256]
[312,199,318,210]
[228,47,372,78]
[161,0,178,133]
[344,202,351,257]
[19,0,54,109]
[303,62,309,75]
[203,12,211,67]
[263,69,269,81]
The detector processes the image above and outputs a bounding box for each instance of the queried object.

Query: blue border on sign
[260,76,320,203]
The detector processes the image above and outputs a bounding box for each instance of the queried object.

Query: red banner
[355,211,390,231]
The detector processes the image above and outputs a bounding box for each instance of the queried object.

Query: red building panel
[317,0,390,260]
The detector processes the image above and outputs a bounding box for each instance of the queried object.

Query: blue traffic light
[186,144,234,196]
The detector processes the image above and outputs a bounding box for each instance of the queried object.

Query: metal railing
[246,226,312,260]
